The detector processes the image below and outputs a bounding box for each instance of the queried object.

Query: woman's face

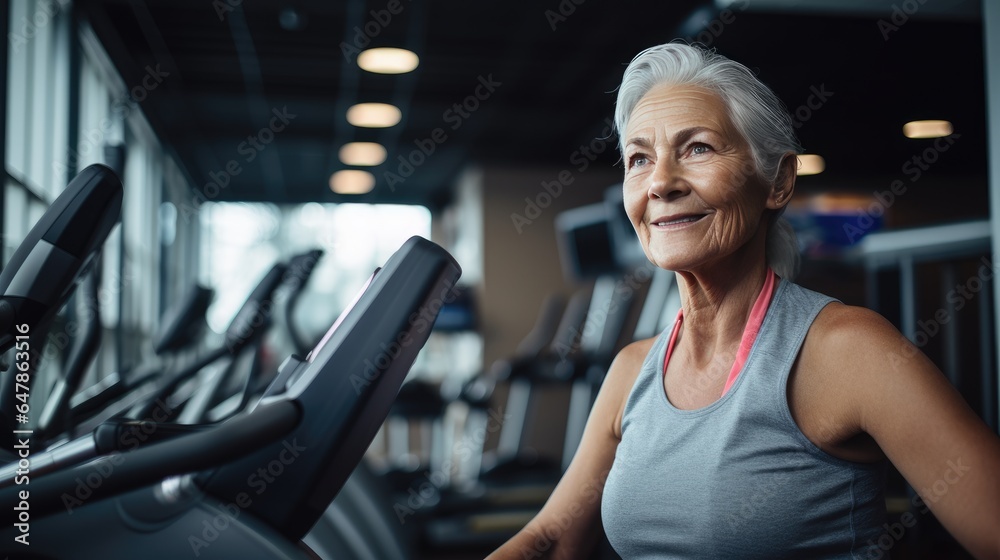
[622,83,777,273]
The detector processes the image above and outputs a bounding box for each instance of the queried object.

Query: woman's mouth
[651,214,706,229]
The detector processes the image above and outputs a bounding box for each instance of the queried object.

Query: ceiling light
[903,120,953,139]
[810,193,871,213]
[358,48,419,74]
[330,170,375,194]
[796,154,825,176]
[339,142,387,166]
[346,103,402,128]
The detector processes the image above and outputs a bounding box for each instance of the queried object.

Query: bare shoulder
[798,301,919,408]
[803,303,1000,559]
[611,337,656,377]
[606,337,657,439]
[792,302,909,451]
[809,301,900,346]
[803,301,907,372]
[800,299,962,430]
[606,337,656,393]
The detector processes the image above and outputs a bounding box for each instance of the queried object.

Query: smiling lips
[650,213,706,228]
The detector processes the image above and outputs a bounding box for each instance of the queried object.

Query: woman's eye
[691,143,712,155]
[628,155,648,169]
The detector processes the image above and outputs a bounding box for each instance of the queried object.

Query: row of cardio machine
[0,164,464,559]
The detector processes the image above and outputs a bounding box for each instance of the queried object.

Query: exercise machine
[0,235,461,558]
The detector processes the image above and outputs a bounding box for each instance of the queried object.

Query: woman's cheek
[622,190,645,229]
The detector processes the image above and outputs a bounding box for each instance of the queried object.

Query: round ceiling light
[330,170,375,194]
[903,120,953,139]
[796,154,825,176]
[358,48,419,74]
[346,103,402,128]
[339,142,387,166]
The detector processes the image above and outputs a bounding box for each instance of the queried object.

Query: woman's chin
[643,249,703,272]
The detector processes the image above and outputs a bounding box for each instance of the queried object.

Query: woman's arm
[487,339,651,560]
[815,305,1000,560]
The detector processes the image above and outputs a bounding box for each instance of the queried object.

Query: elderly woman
[489,43,1000,559]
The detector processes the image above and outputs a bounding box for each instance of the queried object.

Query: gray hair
[614,42,801,279]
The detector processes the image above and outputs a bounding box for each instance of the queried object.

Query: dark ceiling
[76,0,986,211]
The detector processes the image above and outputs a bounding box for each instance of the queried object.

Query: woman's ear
[767,153,798,210]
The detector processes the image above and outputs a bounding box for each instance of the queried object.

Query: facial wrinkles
[623,84,768,269]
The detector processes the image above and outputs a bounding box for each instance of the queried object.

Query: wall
[479,164,622,369]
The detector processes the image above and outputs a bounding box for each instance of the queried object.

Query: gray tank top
[601,280,887,559]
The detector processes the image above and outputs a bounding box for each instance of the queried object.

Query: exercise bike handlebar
[0,165,122,350]
[128,263,288,420]
[37,266,103,439]
[201,236,462,541]
[153,284,214,355]
[284,249,324,356]
[0,165,122,449]
[0,399,300,519]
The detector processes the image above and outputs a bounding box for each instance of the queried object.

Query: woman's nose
[647,159,689,201]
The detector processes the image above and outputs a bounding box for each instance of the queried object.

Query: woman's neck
[674,245,771,371]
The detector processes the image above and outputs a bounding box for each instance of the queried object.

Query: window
[200,201,432,342]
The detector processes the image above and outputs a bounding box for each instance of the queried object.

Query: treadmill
[0,235,462,558]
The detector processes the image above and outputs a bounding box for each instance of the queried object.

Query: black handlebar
[0,400,300,519]
[0,165,122,450]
